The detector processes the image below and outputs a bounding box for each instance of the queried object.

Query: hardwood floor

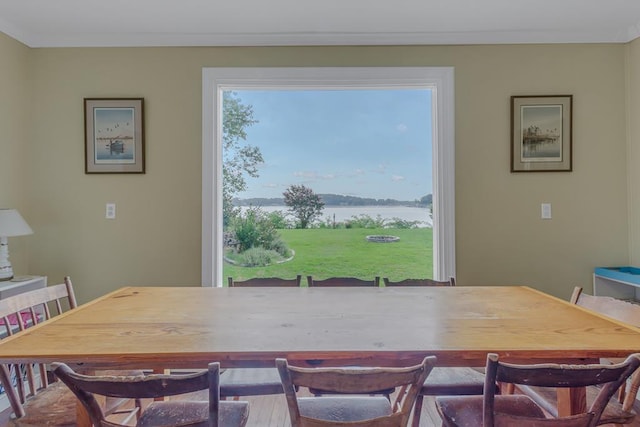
[222,389,447,426]
[0,393,639,426]
[236,392,640,427]
[0,394,423,426]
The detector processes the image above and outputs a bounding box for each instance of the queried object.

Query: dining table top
[0,285,638,370]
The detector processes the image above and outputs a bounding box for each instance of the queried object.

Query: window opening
[202,67,455,286]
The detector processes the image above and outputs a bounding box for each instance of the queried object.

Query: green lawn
[223,228,433,283]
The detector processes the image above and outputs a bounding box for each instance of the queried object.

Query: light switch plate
[106,203,116,219]
[541,203,552,219]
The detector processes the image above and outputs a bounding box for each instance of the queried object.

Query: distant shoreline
[239,205,433,228]
[233,203,430,209]
[234,193,432,209]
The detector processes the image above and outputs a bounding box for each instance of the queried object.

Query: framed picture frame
[511,95,572,172]
[84,98,145,173]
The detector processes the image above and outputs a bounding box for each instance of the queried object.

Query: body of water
[240,205,432,228]
[95,140,135,162]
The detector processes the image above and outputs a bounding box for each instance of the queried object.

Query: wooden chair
[306,276,380,287]
[382,277,456,287]
[382,276,488,427]
[221,276,302,398]
[52,361,250,427]
[436,352,640,427]
[0,276,141,426]
[511,287,640,426]
[306,275,389,398]
[276,356,436,427]
[227,275,302,287]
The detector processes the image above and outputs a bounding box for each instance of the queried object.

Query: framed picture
[511,95,572,172]
[84,98,145,173]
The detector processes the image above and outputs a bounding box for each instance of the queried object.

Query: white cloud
[397,123,408,132]
[292,171,337,181]
[392,175,405,182]
[373,164,386,174]
[347,169,366,178]
[293,171,319,179]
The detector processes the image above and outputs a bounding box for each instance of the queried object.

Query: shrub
[265,237,291,257]
[231,207,291,256]
[233,209,261,252]
[385,217,423,229]
[319,215,347,229]
[347,214,386,229]
[238,247,280,267]
[267,210,292,229]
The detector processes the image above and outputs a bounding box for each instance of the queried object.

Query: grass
[223,228,433,283]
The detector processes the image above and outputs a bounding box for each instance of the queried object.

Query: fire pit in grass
[366,235,400,243]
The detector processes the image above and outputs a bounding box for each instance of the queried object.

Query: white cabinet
[593,267,640,301]
[0,276,47,300]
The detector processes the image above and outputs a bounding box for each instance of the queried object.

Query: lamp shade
[0,209,33,237]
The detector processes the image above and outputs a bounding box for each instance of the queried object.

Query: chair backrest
[306,276,380,287]
[228,275,302,287]
[277,356,436,427]
[569,286,640,412]
[382,277,455,287]
[0,276,76,418]
[483,352,640,427]
[570,287,640,326]
[53,362,220,427]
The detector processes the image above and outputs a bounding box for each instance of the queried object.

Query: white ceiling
[1,0,640,48]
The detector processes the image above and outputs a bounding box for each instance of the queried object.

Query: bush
[233,209,262,252]
[385,217,423,229]
[265,237,291,257]
[237,247,280,267]
[267,210,292,229]
[347,214,386,229]
[230,207,291,256]
[319,215,347,229]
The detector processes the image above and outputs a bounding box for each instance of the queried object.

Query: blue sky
[94,108,134,139]
[231,89,432,201]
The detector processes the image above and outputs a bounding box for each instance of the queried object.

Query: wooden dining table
[0,285,638,426]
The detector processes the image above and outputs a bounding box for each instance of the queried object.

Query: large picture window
[202,67,455,286]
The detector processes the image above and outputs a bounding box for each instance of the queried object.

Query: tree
[283,185,325,229]
[222,91,262,227]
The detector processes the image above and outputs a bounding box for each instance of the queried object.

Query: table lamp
[0,209,33,281]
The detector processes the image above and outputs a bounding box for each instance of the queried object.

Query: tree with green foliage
[420,194,432,205]
[283,184,325,229]
[222,92,262,227]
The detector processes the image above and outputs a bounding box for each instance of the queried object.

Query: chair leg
[617,383,626,403]
[412,394,424,427]
[135,398,142,420]
[0,364,23,418]
[501,382,515,394]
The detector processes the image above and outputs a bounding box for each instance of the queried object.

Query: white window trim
[202,67,455,287]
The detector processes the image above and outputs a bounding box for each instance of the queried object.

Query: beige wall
[453,44,628,298]
[1,41,630,302]
[627,39,640,266]
[0,34,32,275]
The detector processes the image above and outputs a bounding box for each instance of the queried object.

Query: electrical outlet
[541,203,551,219]
[106,203,116,219]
